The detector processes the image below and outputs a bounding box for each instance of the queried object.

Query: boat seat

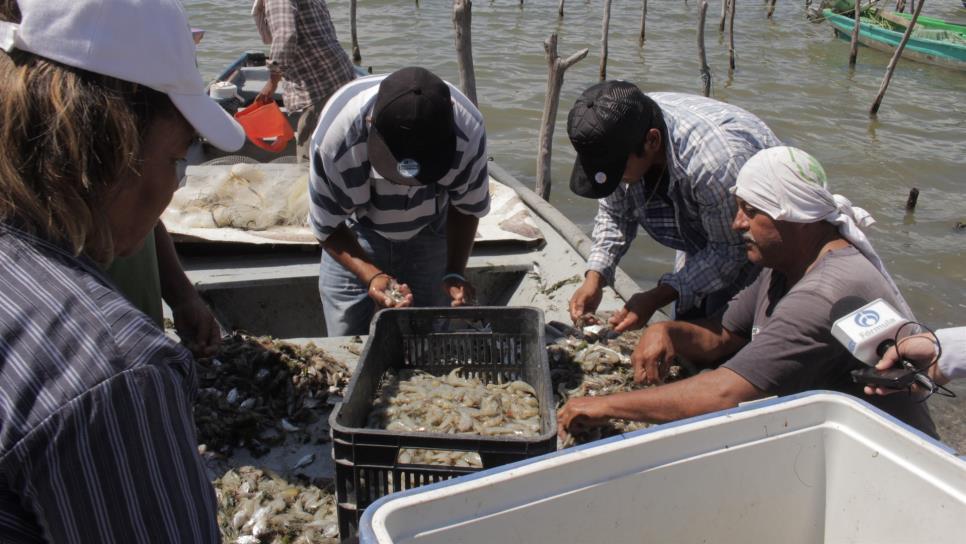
[234,67,271,101]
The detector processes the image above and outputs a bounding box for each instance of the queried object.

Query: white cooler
[360,391,966,544]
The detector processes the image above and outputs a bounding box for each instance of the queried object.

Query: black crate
[329,307,556,539]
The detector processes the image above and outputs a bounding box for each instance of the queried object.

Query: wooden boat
[823,8,966,70]
[885,11,966,36]
[177,52,965,542]
[177,52,647,346]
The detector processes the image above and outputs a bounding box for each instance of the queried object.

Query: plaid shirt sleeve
[587,188,638,286]
[657,159,748,310]
[265,0,297,76]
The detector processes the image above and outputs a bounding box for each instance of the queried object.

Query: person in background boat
[558,147,937,440]
[252,0,355,163]
[566,81,781,330]
[309,67,489,336]
[0,0,245,541]
[865,327,966,395]
[105,222,222,356]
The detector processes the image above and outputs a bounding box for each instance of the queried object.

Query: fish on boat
[823,6,966,70]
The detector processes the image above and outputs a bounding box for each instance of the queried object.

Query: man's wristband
[442,272,466,284]
[367,272,388,289]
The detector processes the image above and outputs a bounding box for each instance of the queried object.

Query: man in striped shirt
[567,81,781,331]
[309,67,489,336]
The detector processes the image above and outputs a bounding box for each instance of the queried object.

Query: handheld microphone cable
[892,321,956,402]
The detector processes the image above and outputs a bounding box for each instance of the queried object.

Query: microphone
[830,297,905,366]
[830,298,934,391]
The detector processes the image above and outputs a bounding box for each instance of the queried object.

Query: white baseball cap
[0,0,244,152]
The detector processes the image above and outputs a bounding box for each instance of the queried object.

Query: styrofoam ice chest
[360,391,966,543]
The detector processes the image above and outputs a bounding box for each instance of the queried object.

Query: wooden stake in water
[640,0,648,45]
[905,188,920,211]
[848,0,861,67]
[350,0,362,63]
[536,33,589,201]
[559,0,565,17]
[719,0,728,32]
[870,0,925,115]
[728,0,736,72]
[453,0,478,107]
[698,0,712,97]
[767,0,776,18]
[600,0,613,81]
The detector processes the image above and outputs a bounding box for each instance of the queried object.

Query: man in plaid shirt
[567,81,780,330]
[253,0,355,162]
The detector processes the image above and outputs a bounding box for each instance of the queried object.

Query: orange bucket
[234,101,295,153]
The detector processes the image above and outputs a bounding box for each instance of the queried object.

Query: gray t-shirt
[721,246,936,437]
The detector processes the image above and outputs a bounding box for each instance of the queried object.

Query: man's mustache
[741,232,757,244]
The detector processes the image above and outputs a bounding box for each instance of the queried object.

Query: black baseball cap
[567,81,650,199]
[368,67,457,185]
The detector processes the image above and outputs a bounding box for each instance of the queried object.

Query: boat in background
[823,7,966,70]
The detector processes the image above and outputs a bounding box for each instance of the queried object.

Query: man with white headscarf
[558,147,936,439]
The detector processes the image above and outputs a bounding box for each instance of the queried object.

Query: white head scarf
[252,0,273,45]
[733,146,913,319]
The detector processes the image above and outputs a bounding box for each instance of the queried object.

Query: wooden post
[767,0,776,18]
[905,188,919,211]
[728,0,736,72]
[640,0,648,45]
[535,33,589,201]
[896,0,906,12]
[452,0,478,106]
[350,0,362,64]
[600,0,612,81]
[559,0,565,17]
[848,0,861,67]
[870,0,925,115]
[698,0,712,97]
[719,0,728,32]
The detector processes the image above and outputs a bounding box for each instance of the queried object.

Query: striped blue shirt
[587,93,781,312]
[0,222,218,543]
[308,74,490,243]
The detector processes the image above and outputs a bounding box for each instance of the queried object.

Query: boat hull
[824,10,966,71]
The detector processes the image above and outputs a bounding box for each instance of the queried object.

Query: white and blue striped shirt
[0,222,218,543]
[308,74,490,243]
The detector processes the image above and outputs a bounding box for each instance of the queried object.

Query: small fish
[279,418,300,432]
[292,453,315,470]
[383,279,407,305]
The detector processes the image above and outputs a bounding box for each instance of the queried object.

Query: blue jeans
[320,222,448,336]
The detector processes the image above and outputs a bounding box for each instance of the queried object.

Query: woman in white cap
[0,0,243,541]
